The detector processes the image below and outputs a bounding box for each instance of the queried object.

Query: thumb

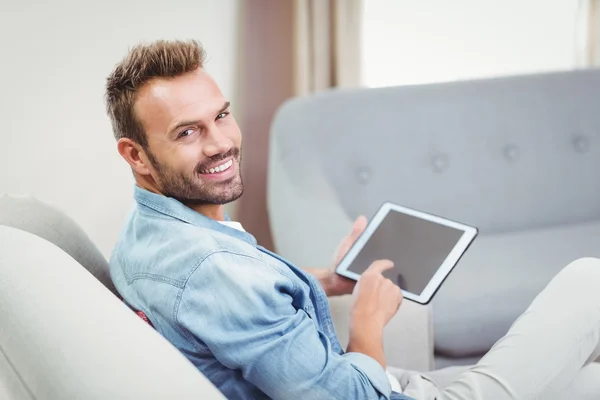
[350,215,368,239]
[335,216,369,265]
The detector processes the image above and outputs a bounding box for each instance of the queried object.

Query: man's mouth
[199,159,234,175]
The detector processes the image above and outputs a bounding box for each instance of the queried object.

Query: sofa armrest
[329,295,434,372]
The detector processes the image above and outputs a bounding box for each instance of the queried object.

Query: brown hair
[105,39,207,148]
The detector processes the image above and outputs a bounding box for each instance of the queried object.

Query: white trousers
[391,257,600,400]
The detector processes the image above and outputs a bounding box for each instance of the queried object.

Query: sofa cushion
[300,70,600,236]
[0,194,117,295]
[0,225,224,399]
[432,219,600,358]
[0,345,34,400]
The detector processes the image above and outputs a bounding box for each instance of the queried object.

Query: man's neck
[136,179,226,221]
[186,203,225,221]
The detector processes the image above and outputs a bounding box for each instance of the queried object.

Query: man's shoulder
[110,206,261,288]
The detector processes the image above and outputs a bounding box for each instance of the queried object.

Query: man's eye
[217,112,229,120]
[178,129,194,138]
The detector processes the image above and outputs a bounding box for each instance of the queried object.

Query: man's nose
[203,125,233,157]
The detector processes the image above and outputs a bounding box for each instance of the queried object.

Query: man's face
[134,68,243,205]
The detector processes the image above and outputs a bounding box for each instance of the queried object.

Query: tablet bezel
[335,201,478,305]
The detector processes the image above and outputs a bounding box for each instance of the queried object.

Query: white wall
[363,0,587,87]
[0,0,240,257]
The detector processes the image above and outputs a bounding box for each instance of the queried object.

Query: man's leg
[416,363,600,400]
[439,257,600,400]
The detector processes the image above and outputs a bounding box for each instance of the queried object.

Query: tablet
[335,201,478,304]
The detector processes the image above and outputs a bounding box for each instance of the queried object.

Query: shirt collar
[133,185,257,246]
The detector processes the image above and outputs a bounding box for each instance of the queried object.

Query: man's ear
[117,138,153,176]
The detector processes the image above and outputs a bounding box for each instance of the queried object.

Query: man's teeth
[202,159,233,174]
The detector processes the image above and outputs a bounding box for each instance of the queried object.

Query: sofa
[267,68,600,370]
[0,195,225,399]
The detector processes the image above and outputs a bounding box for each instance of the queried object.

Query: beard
[146,147,244,206]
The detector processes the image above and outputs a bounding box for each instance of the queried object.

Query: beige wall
[235,0,295,250]
[0,0,241,257]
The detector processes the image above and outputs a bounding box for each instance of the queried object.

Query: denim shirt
[110,186,413,400]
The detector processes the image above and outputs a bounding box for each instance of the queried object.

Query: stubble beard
[146,147,244,206]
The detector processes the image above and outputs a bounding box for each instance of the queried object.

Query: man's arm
[176,251,393,400]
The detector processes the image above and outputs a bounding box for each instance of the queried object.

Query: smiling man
[106,40,600,400]
[106,40,408,400]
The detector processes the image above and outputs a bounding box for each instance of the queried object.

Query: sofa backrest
[271,68,600,234]
[0,194,117,295]
[0,226,224,400]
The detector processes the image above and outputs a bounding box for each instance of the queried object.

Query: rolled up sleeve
[343,352,393,395]
[176,250,392,399]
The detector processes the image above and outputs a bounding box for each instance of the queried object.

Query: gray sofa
[267,68,600,370]
[0,195,225,399]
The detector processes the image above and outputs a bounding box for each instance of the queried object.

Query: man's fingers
[336,216,368,263]
[351,216,368,238]
[368,259,394,273]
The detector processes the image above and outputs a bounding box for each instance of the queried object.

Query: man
[107,40,600,400]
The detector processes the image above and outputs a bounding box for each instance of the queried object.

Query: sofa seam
[0,342,37,400]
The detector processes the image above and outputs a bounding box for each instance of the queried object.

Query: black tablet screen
[346,209,465,294]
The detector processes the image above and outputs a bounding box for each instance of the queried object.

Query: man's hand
[350,260,403,329]
[305,216,368,297]
[347,259,403,369]
[328,215,368,296]
[333,216,368,268]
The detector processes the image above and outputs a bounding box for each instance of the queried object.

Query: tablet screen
[345,208,466,295]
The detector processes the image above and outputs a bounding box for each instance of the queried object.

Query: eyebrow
[169,101,231,135]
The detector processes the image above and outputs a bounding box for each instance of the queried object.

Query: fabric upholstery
[273,69,600,232]
[0,348,33,400]
[268,68,600,366]
[0,225,224,399]
[434,219,600,357]
[0,194,117,295]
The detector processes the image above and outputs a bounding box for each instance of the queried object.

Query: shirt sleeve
[175,250,392,400]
